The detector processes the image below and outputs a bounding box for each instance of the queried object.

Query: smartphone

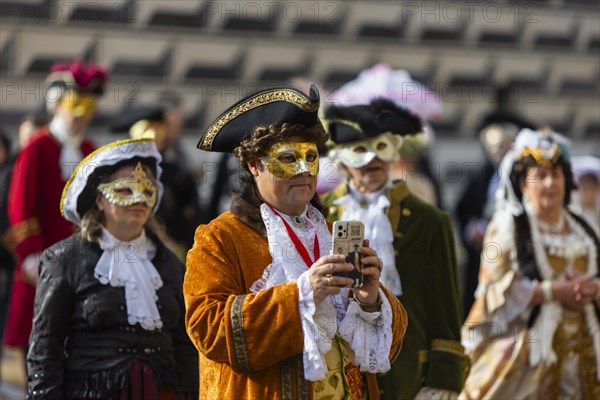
[331,220,364,288]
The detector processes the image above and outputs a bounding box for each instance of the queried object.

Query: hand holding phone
[331,220,364,288]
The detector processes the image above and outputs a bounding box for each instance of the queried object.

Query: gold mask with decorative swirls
[260,142,319,179]
[97,162,157,208]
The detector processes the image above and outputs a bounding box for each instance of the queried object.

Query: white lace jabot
[95,228,164,331]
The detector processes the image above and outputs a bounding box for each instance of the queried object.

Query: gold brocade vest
[546,252,600,399]
[314,336,367,400]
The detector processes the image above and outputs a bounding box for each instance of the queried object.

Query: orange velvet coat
[184,210,407,399]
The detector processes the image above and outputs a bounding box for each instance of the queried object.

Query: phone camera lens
[337,232,343,237]
[338,226,343,230]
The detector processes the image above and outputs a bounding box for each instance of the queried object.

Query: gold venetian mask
[330,132,400,168]
[60,91,97,119]
[260,141,319,179]
[97,162,157,208]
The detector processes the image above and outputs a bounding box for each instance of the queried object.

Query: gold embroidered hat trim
[519,144,562,168]
[198,85,320,152]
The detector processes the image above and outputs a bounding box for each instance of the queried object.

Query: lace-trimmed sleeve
[296,272,336,381]
[338,288,393,374]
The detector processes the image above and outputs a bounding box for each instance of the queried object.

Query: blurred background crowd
[0,0,598,396]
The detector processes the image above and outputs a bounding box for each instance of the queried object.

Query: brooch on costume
[289,215,306,229]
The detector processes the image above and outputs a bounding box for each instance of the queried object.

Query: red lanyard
[265,203,320,268]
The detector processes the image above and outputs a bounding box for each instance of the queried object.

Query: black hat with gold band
[197,84,320,153]
[323,98,424,144]
[323,99,426,168]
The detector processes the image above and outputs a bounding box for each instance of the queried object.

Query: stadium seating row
[0,0,598,53]
[0,0,598,139]
[2,26,598,96]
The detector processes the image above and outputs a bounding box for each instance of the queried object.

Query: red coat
[4,129,94,346]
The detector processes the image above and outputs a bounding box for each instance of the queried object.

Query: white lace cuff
[338,288,393,374]
[296,271,336,381]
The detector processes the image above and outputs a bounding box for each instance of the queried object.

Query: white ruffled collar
[95,228,164,331]
[49,116,85,181]
[251,203,332,292]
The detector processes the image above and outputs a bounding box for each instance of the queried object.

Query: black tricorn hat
[478,110,536,133]
[111,106,165,133]
[323,99,424,144]
[197,84,321,152]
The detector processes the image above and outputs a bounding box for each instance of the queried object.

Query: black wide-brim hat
[197,84,321,152]
[323,98,424,144]
[111,106,165,133]
[61,138,163,225]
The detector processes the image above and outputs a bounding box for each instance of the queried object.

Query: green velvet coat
[321,181,470,400]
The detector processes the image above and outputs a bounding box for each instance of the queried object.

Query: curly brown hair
[509,154,577,207]
[233,123,329,172]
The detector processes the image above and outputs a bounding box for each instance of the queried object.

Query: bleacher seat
[465,5,521,47]
[172,41,243,81]
[0,0,54,24]
[69,0,135,25]
[0,0,596,149]
[258,56,312,83]
[244,44,310,81]
[434,53,490,88]
[416,7,467,44]
[377,48,437,86]
[547,58,599,96]
[522,12,575,50]
[99,36,171,78]
[310,47,371,87]
[275,0,344,36]
[138,0,208,30]
[342,2,404,40]
[18,29,94,76]
[576,15,600,53]
[492,55,548,93]
[222,0,277,33]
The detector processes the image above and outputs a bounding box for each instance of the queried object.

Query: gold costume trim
[199,89,320,151]
[6,217,41,247]
[280,357,293,400]
[431,339,466,358]
[327,118,364,135]
[519,144,561,168]
[60,138,155,218]
[230,294,252,373]
[296,355,309,399]
[550,314,599,399]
